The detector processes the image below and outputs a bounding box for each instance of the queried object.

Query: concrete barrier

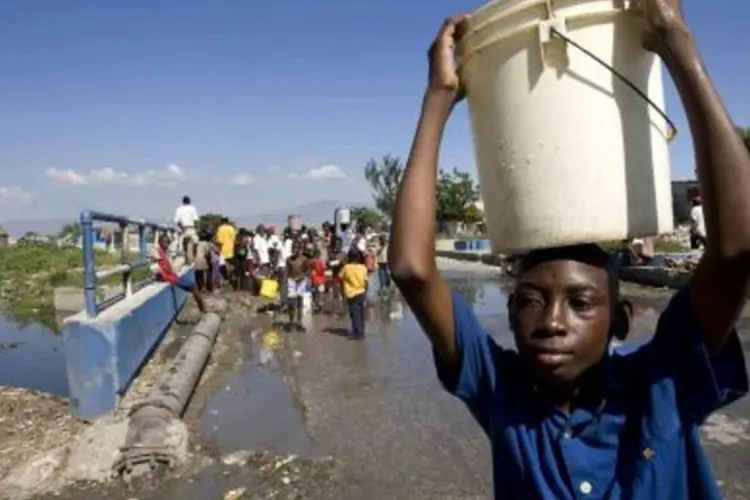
[62,271,193,421]
[437,243,693,290]
[618,266,690,290]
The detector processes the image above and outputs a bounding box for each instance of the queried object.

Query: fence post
[120,222,132,297]
[138,223,148,262]
[80,211,97,318]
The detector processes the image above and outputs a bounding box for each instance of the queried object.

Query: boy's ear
[612,300,633,342]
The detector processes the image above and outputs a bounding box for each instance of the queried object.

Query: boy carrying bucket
[389,2,749,499]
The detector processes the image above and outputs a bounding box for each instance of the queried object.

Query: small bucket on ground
[260,278,279,300]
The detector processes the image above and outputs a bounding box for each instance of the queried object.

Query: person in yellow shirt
[216,217,237,288]
[338,249,369,340]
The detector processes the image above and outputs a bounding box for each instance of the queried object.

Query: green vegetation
[351,206,385,230]
[364,154,483,224]
[0,241,148,319]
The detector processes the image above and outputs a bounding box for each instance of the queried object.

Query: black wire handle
[549,27,677,141]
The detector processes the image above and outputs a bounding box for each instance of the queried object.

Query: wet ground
[30,262,750,499]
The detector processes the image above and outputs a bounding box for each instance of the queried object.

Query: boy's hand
[634,0,690,53]
[427,15,468,102]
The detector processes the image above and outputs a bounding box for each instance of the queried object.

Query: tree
[351,206,384,230]
[463,204,484,224]
[364,154,404,218]
[58,222,82,240]
[737,126,750,150]
[198,213,230,231]
[436,167,481,223]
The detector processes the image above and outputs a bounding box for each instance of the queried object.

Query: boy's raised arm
[389,17,466,372]
[646,1,750,352]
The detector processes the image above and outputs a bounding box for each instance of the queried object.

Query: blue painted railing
[80,210,176,318]
[66,210,192,420]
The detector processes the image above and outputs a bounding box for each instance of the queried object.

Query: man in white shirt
[690,196,708,249]
[252,226,270,270]
[174,195,200,264]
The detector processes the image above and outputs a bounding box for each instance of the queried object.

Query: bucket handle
[549,27,677,141]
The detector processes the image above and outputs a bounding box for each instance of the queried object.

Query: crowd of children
[180,219,391,339]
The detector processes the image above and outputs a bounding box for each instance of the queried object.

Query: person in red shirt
[308,248,327,313]
[152,234,207,313]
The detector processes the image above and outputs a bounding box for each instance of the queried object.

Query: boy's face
[509,259,611,386]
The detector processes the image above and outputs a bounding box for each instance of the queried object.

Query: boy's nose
[538,302,567,336]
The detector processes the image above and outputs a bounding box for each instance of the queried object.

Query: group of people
[160,196,393,339]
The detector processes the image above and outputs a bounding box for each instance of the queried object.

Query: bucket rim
[457,0,627,68]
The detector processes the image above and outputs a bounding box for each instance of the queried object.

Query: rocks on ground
[0,302,208,500]
[0,387,85,481]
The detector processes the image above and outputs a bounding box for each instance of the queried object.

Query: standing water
[0,315,69,396]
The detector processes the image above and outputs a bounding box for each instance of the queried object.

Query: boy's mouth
[526,346,575,367]
[534,352,573,366]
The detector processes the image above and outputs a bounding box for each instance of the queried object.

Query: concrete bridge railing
[63,210,193,421]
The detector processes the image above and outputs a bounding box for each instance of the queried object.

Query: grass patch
[0,242,151,320]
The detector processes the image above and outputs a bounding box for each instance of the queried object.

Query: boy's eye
[517,294,543,308]
[569,297,593,311]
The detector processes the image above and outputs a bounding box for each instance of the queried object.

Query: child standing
[376,234,390,295]
[210,234,222,295]
[308,248,327,313]
[285,242,309,332]
[194,230,212,292]
[389,10,750,499]
[234,229,250,291]
[339,249,368,340]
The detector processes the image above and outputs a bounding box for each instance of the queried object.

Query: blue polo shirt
[435,287,748,499]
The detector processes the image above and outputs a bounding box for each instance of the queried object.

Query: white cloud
[0,186,35,205]
[45,163,185,187]
[213,173,255,186]
[301,165,347,180]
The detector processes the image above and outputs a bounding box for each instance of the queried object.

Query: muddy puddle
[200,326,322,458]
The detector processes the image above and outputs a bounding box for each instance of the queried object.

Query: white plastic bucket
[334,207,351,226]
[458,0,673,254]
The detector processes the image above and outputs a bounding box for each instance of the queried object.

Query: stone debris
[0,386,85,481]
[224,486,246,500]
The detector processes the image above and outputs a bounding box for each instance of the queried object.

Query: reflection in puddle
[0,315,68,396]
[201,328,319,458]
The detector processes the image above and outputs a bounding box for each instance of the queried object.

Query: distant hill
[0,218,72,238]
[0,200,372,237]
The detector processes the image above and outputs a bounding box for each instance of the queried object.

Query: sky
[0,0,747,224]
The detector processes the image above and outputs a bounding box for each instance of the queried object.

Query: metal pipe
[81,210,97,318]
[96,264,131,280]
[138,224,148,262]
[86,210,171,231]
[112,299,228,479]
[95,261,149,280]
[148,311,223,415]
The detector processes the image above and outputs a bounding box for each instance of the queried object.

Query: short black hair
[182,195,191,205]
[518,243,620,307]
[347,248,364,263]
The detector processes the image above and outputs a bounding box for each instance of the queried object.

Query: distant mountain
[0,217,73,238]
[0,200,372,237]
[234,200,370,229]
